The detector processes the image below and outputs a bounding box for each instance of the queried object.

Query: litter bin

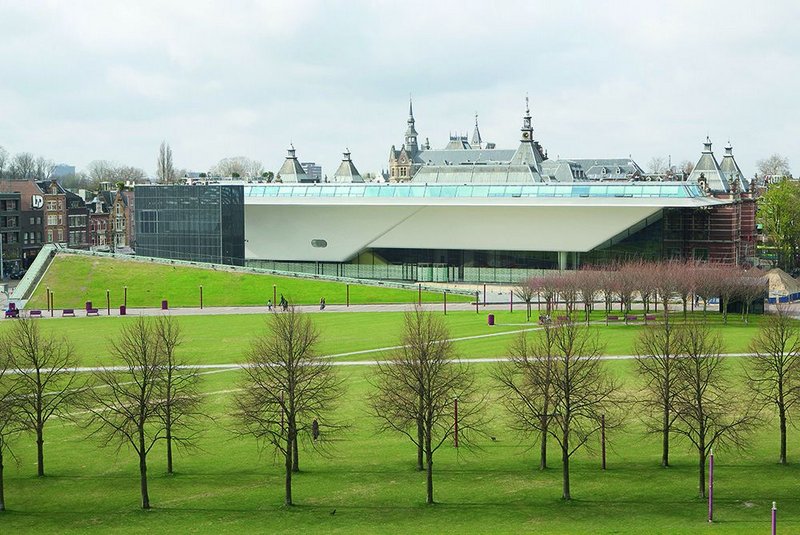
[487,314,495,326]
[119,305,126,316]
[161,300,168,310]
[85,301,92,311]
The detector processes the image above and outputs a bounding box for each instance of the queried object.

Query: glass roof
[244,182,704,199]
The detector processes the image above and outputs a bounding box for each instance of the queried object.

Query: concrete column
[558,251,568,271]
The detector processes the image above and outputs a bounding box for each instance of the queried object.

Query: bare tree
[528,321,618,500]
[81,317,166,509]
[0,146,7,179]
[494,327,557,469]
[757,153,791,179]
[33,156,55,181]
[157,141,175,184]
[648,156,668,174]
[8,152,36,180]
[153,315,203,475]
[211,156,264,178]
[0,351,23,512]
[745,309,800,464]
[114,165,149,184]
[369,307,485,504]
[5,318,78,477]
[513,279,536,321]
[234,308,342,506]
[635,321,684,467]
[575,268,602,325]
[671,322,756,497]
[85,160,118,189]
[680,160,695,176]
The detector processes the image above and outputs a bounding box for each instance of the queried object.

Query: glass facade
[135,185,244,265]
[244,182,704,199]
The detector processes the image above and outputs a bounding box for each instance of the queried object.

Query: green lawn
[1,360,798,534]
[0,307,792,533]
[26,254,470,309]
[0,310,765,367]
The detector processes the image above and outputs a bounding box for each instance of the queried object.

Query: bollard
[772,501,777,535]
[483,284,487,307]
[443,292,447,315]
[273,285,277,309]
[487,314,495,326]
[120,305,126,316]
[200,285,203,309]
[161,299,168,310]
[346,284,350,307]
[124,286,128,307]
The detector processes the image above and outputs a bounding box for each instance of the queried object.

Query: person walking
[267,299,272,311]
[319,297,326,310]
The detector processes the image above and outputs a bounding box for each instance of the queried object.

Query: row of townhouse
[0,179,134,274]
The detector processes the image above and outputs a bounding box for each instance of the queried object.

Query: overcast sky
[0,1,797,178]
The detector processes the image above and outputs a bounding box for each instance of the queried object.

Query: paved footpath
[18,301,514,319]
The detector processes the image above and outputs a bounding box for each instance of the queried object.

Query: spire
[404,96,419,154]
[703,136,713,153]
[471,112,482,148]
[520,95,533,142]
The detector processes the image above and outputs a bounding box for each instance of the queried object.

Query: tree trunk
[139,450,150,509]
[661,409,670,468]
[36,426,44,477]
[292,423,300,473]
[425,440,434,504]
[779,404,787,465]
[539,429,547,470]
[561,436,571,501]
[166,423,173,475]
[0,448,5,512]
[698,449,706,499]
[416,399,424,471]
[284,434,293,506]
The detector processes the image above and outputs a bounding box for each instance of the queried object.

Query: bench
[644,314,657,321]
[62,309,75,317]
[4,309,19,318]
[606,315,620,322]
[87,308,100,316]
[556,316,570,324]
[625,314,638,323]
[29,310,42,318]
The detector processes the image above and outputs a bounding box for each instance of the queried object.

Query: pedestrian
[319,297,326,310]
[267,299,272,311]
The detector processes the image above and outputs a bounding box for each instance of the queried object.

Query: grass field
[1,308,796,534]
[0,309,765,366]
[26,254,470,309]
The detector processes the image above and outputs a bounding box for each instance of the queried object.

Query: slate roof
[277,146,315,183]
[413,148,516,166]
[687,138,730,193]
[332,151,364,183]
[719,141,748,191]
[567,158,643,180]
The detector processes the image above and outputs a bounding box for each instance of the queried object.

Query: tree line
[515,261,768,325]
[0,305,797,510]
